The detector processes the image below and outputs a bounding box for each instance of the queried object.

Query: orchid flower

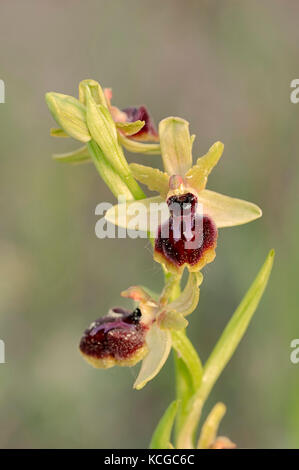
[105,117,262,273]
[80,271,202,390]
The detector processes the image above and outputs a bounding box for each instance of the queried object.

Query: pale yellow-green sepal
[53,145,91,164]
[184,141,224,191]
[134,324,172,390]
[118,133,161,154]
[45,92,91,143]
[116,120,145,136]
[197,402,226,449]
[79,79,107,106]
[197,189,262,228]
[166,272,203,316]
[159,117,193,176]
[105,196,166,233]
[157,311,188,330]
[130,163,169,197]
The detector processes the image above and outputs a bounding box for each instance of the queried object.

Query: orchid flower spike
[105,117,262,274]
[79,271,202,389]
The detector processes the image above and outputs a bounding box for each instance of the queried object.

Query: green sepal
[116,120,145,136]
[45,92,91,143]
[79,79,107,107]
[159,117,193,176]
[197,402,226,449]
[150,400,180,449]
[118,133,161,155]
[53,145,91,164]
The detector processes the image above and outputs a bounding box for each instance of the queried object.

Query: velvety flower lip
[79,307,148,369]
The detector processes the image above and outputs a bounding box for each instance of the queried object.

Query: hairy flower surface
[105,117,262,273]
[79,307,148,368]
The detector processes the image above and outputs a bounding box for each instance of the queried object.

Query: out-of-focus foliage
[0,0,298,448]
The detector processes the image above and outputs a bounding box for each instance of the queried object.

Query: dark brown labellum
[79,307,148,368]
[155,193,218,273]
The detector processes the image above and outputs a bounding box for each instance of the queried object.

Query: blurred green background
[0,0,298,449]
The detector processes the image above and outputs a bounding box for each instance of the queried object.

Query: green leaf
[171,330,203,392]
[171,330,203,445]
[45,92,91,143]
[159,117,193,176]
[53,145,91,164]
[200,249,275,402]
[150,400,179,449]
[177,249,275,449]
[116,120,145,136]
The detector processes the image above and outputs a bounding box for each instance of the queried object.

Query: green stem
[163,273,203,448]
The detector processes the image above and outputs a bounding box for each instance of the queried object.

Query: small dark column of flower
[154,192,218,273]
[79,307,148,368]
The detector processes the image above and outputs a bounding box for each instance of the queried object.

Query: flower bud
[79,307,148,368]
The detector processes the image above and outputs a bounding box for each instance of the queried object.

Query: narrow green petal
[118,133,161,154]
[45,92,91,143]
[116,120,145,136]
[166,272,203,316]
[177,250,274,449]
[130,163,169,197]
[197,189,262,227]
[105,196,166,233]
[159,117,193,176]
[197,402,226,449]
[134,324,172,390]
[50,128,69,138]
[184,141,224,191]
[150,400,179,449]
[53,145,91,164]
